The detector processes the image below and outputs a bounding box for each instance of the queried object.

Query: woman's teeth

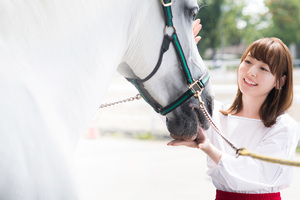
[244,78,257,86]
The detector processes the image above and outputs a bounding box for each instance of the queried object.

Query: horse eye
[189,8,199,20]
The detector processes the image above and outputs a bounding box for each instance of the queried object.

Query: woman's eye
[260,67,269,72]
[244,60,251,64]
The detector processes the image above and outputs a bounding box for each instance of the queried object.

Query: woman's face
[238,53,277,101]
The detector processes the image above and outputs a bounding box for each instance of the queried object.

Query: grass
[133,132,156,140]
[99,130,167,141]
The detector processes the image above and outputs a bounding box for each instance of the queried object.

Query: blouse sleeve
[207,116,299,192]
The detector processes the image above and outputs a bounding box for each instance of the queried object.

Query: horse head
[118,0,214,141]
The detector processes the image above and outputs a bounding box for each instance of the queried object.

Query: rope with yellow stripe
[237,148,300,167]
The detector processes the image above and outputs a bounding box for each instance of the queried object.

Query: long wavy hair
[220,37,294,127]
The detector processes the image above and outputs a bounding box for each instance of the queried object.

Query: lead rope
[99,94,142,109]
[194,91,239,153]
[194,91,300,167]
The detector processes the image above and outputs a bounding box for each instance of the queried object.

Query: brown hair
[220,37,294,127]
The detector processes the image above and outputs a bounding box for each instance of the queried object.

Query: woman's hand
[193,19,202,44]
[167,139,199,148]
[167,127,222,164]
[167,126,207,149]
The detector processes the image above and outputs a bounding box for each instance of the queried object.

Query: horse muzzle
[166,92,213,141]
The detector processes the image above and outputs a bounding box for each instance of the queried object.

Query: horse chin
[167,100,210,141]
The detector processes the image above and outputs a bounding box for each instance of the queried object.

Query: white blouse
[206,102,300,194]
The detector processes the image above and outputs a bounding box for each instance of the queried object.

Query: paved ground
[74,137,300,200]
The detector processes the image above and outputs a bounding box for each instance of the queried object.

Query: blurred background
[75,0,300,199]
[197,0,300,61]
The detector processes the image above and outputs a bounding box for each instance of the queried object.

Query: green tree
[196,0,264,59]
[263,0,300,46]
[222,0,267,46]
[197,0,300,59]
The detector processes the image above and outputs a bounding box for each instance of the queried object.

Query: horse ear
[276,75,286,90]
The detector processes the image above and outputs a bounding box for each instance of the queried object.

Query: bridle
[126,0,210,116]
[102,0,300,167]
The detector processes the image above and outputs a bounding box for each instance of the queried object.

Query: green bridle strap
[172,33,193,84]
[162,0,173,26]
[160,90,194,115]
[159,71,210,115]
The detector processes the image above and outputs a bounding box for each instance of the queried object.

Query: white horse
[0,0,213,199]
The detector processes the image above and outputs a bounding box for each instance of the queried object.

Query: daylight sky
[243,0,269,15]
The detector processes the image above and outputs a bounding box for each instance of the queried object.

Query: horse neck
[117,0,165,79]
[0,0,156,142]
[35,0,154,137]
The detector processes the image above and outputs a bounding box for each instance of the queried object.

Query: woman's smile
[244,78,258,86]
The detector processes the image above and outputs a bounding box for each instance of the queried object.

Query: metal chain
[195,91,239,153]
[99,94,142,109]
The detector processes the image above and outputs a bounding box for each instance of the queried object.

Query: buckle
[189,79,204,96]
[161,0,173,7]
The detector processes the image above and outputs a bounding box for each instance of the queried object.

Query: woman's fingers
[167,140,198,148]
[195,36,201,44]
[193,19,202,36]
[193,19,202,44]
[193,19,201,30]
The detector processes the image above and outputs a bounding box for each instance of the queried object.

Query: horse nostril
[189,103,197,110]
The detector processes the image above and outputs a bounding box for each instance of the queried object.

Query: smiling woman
[222,37,293,127]
[168,37,299,200]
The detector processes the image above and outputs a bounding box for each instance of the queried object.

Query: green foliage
[196,0,263,59]
[196,0,224,59]
[263,0,300,46]
[221,0,266,45]
[196,0,300,59]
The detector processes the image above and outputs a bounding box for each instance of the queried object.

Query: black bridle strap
[128,68,210,116]
[128,35,173,84]
[126,35,173,113]
[128,79,163,113]
[162,0,194,84]
[159,70,210,115]
[160,90,194,115]
[162,0,173,26]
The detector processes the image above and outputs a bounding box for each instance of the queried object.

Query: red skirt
[215,190,281,200]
